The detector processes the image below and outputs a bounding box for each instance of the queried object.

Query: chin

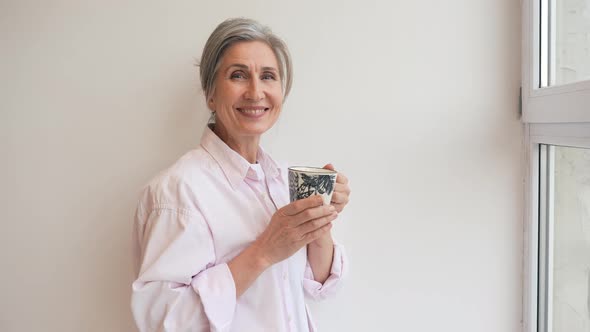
[238,120,276,136]
[239,126,272,137]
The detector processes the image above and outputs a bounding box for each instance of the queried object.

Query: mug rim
[288,166,337,174]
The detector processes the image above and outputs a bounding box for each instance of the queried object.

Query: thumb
[322,163,336,171]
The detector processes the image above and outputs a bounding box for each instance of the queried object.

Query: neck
[213,123,260,164]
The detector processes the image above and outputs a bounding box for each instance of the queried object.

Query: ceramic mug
[288,166,337,206]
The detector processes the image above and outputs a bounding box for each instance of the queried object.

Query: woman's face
[208,41,284,140]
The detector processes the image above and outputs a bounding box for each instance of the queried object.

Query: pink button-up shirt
[131,126,347,332]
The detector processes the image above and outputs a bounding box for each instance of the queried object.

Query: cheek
[271,91,284,107]
[271,97,283,113]
[213,92,236,111]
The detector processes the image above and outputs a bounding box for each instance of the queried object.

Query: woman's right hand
[254,195,338,266]
[228,195,337,298]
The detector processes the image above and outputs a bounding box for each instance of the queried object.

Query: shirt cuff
[303,243,348,301]
[191,263,236,331]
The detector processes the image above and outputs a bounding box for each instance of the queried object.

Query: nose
[244,79,264,101]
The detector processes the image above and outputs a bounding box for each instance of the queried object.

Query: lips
[236,107,269,118]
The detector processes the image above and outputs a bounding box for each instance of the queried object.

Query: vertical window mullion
[549,0,557,86]
[540,0,549,88]
[538,144,555,332]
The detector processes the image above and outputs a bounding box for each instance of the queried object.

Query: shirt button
[282,272,287,281]
[287,315,292,322]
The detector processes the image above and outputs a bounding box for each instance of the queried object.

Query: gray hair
[198,18,293,103]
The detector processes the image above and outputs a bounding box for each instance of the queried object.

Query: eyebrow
[227,63,278,72]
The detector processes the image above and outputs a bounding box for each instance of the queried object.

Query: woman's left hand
[323,164,351,213]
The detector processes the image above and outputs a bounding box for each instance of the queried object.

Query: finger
[289,204,335,227]
[334,183,351,195]
[296,212,338,236]
[336,172,349,184]
[300,221,333,245]
[330,192,349,205]
[280,195,323,216]
[322,163,335,171]
[331,203,345,213]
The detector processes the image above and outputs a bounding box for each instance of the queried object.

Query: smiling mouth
[236,108,269,115]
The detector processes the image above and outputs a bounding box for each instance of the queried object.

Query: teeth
[239,109,266,114]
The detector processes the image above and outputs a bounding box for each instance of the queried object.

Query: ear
[207,97,215,111]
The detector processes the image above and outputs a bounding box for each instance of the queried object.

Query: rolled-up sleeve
[131,206,236,332]
[302,243,348,301]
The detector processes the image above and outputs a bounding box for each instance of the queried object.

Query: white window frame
[522,0,590,331]
[523,124,590,332]
[521,0,590,123]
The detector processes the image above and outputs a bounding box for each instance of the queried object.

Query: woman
[131,18,351,332]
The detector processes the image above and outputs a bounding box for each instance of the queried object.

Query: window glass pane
[552,145,590,331]
[552,0,590,85]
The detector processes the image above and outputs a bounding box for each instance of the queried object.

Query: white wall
[0,1,523,331]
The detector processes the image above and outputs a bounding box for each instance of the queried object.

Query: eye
[261,72,277,81]
[230,71,247,80]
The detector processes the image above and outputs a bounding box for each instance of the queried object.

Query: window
[537,144,590,331]
[522,0,590,123]
[524,125,590,332]
[522,0,590,332]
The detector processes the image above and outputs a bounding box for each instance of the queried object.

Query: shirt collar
[200,125,281,190]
